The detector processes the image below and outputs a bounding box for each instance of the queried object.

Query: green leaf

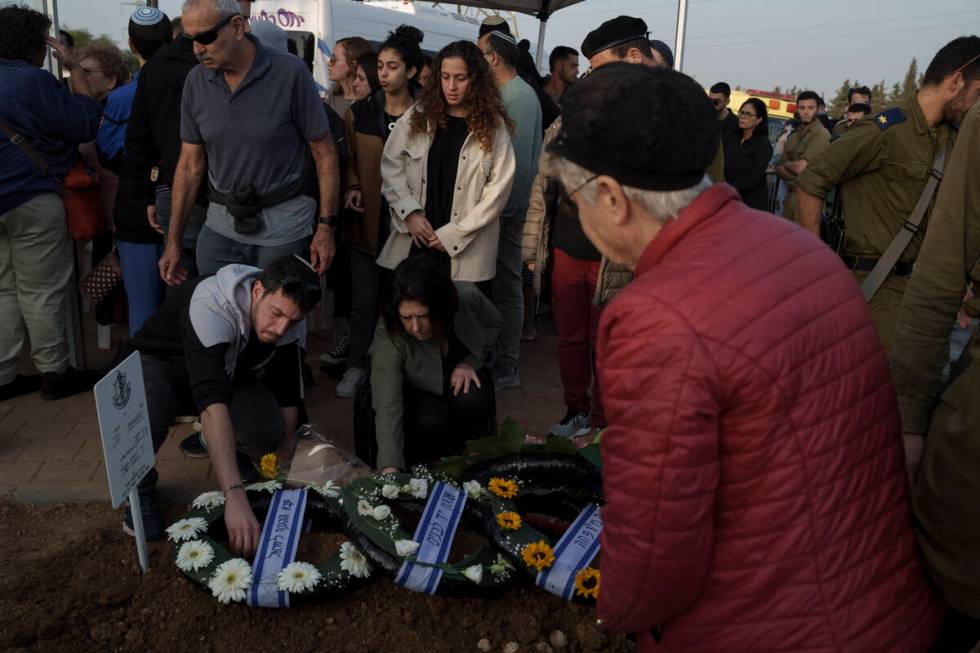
[577,443,602,471]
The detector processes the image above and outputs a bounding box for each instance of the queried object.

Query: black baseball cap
[548,63,718,191]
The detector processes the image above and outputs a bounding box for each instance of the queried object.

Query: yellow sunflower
[574,568,600,599]
[521,540,555,571]
[259,453,278,479]
[487,477,518,499]
[496,512,522,531]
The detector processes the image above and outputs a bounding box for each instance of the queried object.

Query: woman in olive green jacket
[371,256,500,472]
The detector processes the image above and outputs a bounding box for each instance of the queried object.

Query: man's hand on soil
[224,490,260,558]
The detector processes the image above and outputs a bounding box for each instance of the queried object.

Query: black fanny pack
[209,171,313,235]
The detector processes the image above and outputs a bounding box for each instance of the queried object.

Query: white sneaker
[549,410,592,438]
[335,366,366,398]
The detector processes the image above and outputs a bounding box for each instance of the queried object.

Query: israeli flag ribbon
[536,503,603,600]
[248,488,308,608]
[394,481,467,594]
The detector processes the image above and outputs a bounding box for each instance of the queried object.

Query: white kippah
[131,7,165,26]
[481,15,507,27]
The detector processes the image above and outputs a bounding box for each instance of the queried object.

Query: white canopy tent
[439,0,691,72]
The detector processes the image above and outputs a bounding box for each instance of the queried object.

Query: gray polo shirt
[181,36,330,245]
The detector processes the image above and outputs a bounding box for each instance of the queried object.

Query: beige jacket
[522,118,633,305]
[378,106,516,282]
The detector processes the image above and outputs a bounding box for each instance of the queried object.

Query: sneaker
[335,366,366,398]
[0,374,42,402]
[179,431,208,458]
[319,334,350,366]
[40,367,100,400]
[549,410,592,438]
[123,485,164,541]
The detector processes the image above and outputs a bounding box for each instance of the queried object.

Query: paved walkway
[0,314,569,505]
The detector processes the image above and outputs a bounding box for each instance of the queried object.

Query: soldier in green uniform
[774,90,830,222]
[796,36,980,351]
[890,100,980,652]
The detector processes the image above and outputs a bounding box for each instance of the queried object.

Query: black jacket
[127,37,209,209]
[724,134,773,212]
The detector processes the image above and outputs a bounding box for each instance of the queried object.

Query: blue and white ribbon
[248,488,308,608]
[536,503,602,600]
[394,481,467,594]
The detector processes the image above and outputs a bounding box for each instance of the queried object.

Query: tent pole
[673,0,689,72]
[535,18,548,70]
[45,0,62,76]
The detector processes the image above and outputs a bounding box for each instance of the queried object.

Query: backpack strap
[0,114,51,175]
[860,139,949,301]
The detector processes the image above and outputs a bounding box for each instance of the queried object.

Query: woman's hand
[405,211,435,248]
[344,189,364,213]
[45,36,75,70]
[381,466,400,474]
[450,363,481,396]
[428,234,445,251]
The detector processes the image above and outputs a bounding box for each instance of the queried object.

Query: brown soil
[0,502,632,653]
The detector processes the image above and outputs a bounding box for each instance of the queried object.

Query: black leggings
[402,366,495,467]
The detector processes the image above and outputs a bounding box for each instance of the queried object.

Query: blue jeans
[155,185,206,279]
[490,209,526,379]
[195,225,310,276]
[117,240,164,336]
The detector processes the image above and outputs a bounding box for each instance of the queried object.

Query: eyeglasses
[557,173,598,211]
[955,52,980,75]
[187,13,237,45]
[737,110,757,118]
[81,67,104,77]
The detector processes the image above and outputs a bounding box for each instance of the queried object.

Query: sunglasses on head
[187,13,237,45]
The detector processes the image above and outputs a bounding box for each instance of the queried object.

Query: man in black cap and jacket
[541,63,938,653]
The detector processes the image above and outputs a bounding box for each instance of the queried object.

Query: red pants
[550,248,604,426]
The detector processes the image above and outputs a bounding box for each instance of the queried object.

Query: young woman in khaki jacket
[379,40,515,288]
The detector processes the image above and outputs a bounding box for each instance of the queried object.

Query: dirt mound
[0,502,631,653]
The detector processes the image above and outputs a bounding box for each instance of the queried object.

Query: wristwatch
[317,214,337,228]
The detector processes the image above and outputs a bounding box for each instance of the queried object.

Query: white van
[248,0,492,93]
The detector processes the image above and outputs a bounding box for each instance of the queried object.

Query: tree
[870,80,887,112]
[900,58,919,104]
[61,25,139,76]
[829,78,852,117]
[887,81,902,106]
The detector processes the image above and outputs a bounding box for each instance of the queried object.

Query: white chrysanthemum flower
[207,558,253,603]
[311,480,341,499]
[276,561,322,593]
[175,539,214,572]
[339,542,370,578]
[463,564,483,584]
[462,480,482,498]
[166,517,208,542]
[246,480,281,493]
[357,499,374,517]
[408,478,428,499]
[191,491,225,511]
[381,484,400,499]
[371,505,392,521]
[394,539,419,558]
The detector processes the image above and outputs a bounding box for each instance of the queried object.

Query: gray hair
[181,0,240,20]
[543,153,711,222]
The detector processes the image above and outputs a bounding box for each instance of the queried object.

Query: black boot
[0,374,42,401]
[41,367,100,400]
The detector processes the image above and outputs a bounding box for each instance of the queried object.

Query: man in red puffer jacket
[543,63,942,652]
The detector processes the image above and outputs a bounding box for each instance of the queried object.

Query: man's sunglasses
[187,13,237,46]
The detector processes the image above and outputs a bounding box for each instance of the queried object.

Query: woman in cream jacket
[379,40,515,284]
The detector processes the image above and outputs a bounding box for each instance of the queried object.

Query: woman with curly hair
[0,6,103,401]
[379,40,515,289]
